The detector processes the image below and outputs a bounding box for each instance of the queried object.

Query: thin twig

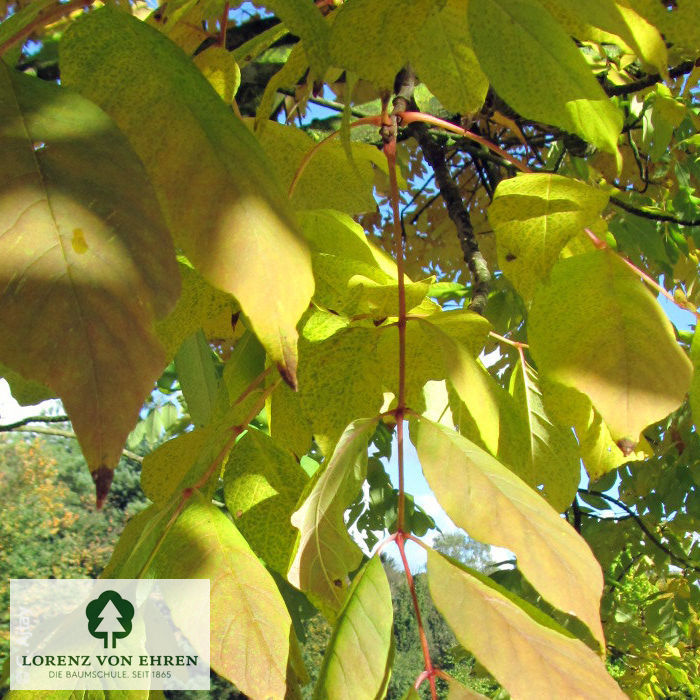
[0,415,70,431]
[611,196,700,227]
[578,488,700,572]
[604,57,700,97]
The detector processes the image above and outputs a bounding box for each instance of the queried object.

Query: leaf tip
[616,438,637,457]
[92,466,114,510]
[277,361,298,391]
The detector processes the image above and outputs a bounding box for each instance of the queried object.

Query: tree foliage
[1,0,699,698]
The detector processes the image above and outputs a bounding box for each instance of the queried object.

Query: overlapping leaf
[223,429,309,574]
[61,7,314,387]
[468,0,623,162]
[414,417,605,647]
[288,418,377,618]
[427,550,626,699]
[489,173,609,302]
[691,330,700,430]
[529,249,692,448]
[313,555,393,700]
[0,64,178,495]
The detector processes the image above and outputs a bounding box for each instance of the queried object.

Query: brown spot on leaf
[333,579,343,588]
[277,360,298,391]
[616,438,636,456]
[505,253,517,261]
[236,510,243,518]
[92,466,114,510]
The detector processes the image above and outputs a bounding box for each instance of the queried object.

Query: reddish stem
[218,2,230,46]
[398,111,533,174]
[397,533,438,700]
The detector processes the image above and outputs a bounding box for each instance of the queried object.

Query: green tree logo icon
[86,590,135,648]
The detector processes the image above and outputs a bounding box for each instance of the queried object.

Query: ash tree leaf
[174,330,221,428]
[0,64,179,504]
[223,429,309,575]
[427,550,627,699]
[313,555,393,700]
[148,494,292,700]
[61,6,314,389]
[468,0,623,163]
[288,417,378,619]
[329,0,439,89]
[489,173,610,302]
[414,416,606,648]
[529,249,693,449]
[412,0,489,115]
[506,360,580,512]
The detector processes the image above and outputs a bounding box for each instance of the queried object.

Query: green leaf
[489,173,610,302]
[537,0,668,75]
[175,330,221,427]
[193,45,241,104]
[691,330,700,430]
[313,555,393,700]
[262,0,330,76]
[148,494,292,700]
[0,65,178,494]
[223,429,309,574]
[529,249,692,447]
[61,7,314,388]
[329,0,439,89]
[427,550,626,699]
[412,0,488,114]
[256,123,381,215]
[506,360,580,512]
[288,417,377,618]
[0,0,54,54]
[468,0,623,162]
[414,417,605,647]
[232,22,289,68]
[155,260,238,360]
[0,363,55,407]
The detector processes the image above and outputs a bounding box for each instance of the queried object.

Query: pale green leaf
[507,360,580,512]
[61,7,314,388]
[0,363,55,406]
[412,0,489,114]
[329,0,439,89]
[155,261,238,360]
[427,550,626,699]
[691,330,700,430]
[468,0,623,161]
[414,417,605,646]
[175,330,221,427]
[538,0,667,75]
[0,65,178,486]
[232,22,289,68]
[149,494,292,700]
[289,417,377,618]
[313,555,393,700]
[256,122,380,214]
[262,0,330,76]
[269,381,314,459]
[489,173,610,302]
[529,250,692,447]
[628,0,700,61]
[223,429,309,574]
[193,46,241,103]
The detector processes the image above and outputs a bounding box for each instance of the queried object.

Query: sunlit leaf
[0,64,178,501]
[289,417,377,618]
[529,250,692,447]
[61,7,313,387]
[193,46,241,104]
[313,555,393,700]
[427,550,626,699]
[414,417,605,647]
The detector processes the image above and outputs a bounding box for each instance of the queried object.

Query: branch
[610,196,700,227]
[578,488,700,572]
[0,415,70,431]
[604,57,700,97]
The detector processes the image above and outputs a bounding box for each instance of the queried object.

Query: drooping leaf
[0,64,178,501]
[412,0,489,115]
[329,0,439,89]
[174,330,221,427]
[148,494,292,700]
[529,249,692,447]
[468,0,623,162]
[61,7,314,388]
[192,45,241,104]
[223,429,309,574]
[313,555,393,700]
[506,360,580,512]
[427,550,626,699]
[288,417,377,618]
[489,173,609,302]
[414,417,605,647]
[538,0,667,75]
